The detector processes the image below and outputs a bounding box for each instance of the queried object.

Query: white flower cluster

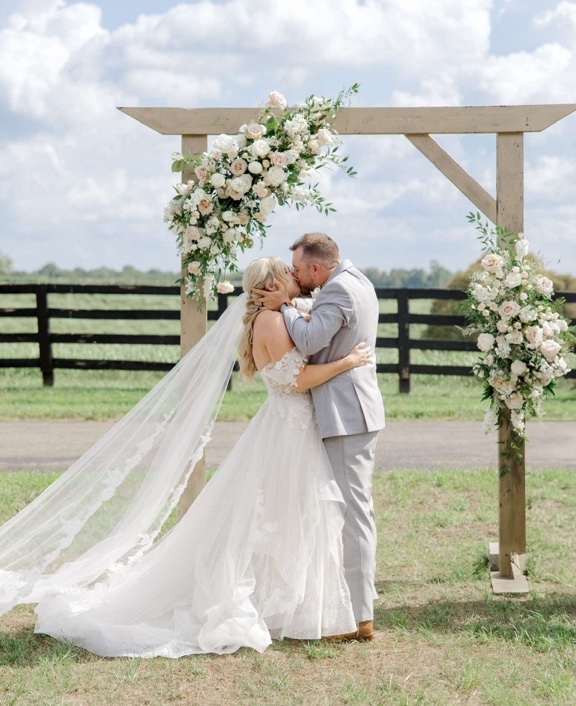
[164,86,358,300]
[465,215,574,438]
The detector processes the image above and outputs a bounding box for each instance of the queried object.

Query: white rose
[212,134,236,154]
[210,173,226,188]
[217,281,235,294]
[175,182,193,196]
[187,261,201,275]
[477,333,495,352]
[244,123,267,141]
[267,91,287,110]
[251,139,271,158]
[481,252,505,273]
[184,225,201,241]
[540,340,561,361]
[259,194,277,216]
[511,360,527,375]
[265,165,287,187]
[525,325,544,349]
[317,128,333,145]
[197,196,213,216]
[222,210,236,222]
[248,161,263,174]
[505,392,524,410]
[223,228,238,243]
[197,235,212,249]
[230,158,248,176]
[505,271,522,288]
[496,320,509,333]
[194,164,209,182]
[534,275,554,296]
[498,300,521,319]
[307,138,321,154]
[269,151,288,167]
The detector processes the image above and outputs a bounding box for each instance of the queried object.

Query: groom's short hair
[290,232,340,267]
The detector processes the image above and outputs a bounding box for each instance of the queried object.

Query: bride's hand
[346,342,372,369]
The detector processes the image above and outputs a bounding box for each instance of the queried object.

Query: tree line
[0,250,453,289]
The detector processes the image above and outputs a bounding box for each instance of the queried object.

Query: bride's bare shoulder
[253,309,285,331]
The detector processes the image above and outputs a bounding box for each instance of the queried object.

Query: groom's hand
[253,274,294,311]
[253,286,290,311]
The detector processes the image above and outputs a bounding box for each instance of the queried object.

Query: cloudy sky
[1,0,576,277]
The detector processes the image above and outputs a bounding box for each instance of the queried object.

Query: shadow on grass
[374,585,576,651]
[0,628,100,667]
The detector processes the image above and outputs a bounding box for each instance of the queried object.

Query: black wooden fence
[1,283,574,392]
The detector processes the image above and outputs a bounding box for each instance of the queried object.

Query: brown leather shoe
[325,620,374,643]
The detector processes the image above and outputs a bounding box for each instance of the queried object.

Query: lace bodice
[259,348,314,429]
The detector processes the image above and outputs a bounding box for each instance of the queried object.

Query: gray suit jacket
[282,259,385,439]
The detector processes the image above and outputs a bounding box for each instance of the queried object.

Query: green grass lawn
[1,467,576,705]
[2,365,575,423]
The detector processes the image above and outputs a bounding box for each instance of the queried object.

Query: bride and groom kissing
[0,231,385,656]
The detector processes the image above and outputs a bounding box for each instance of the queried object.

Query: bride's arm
[292,343,371,392]
[254,312,371,393]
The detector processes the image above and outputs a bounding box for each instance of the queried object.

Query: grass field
[1,468,576,705]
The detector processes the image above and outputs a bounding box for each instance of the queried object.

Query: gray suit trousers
[323,431,379,622]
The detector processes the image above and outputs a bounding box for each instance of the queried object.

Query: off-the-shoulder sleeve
[262,348,307,389]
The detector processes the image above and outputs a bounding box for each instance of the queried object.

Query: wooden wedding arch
[120,102,576,592]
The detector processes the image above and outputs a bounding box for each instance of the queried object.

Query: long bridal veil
[0,293,247,616]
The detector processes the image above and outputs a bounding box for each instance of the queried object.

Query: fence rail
[1,283,574,391]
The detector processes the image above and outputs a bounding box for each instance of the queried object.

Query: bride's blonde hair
[238,256,291,380]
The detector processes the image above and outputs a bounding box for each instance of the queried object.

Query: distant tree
[37,263,63,279]
[361,262,453,288]
[0,250,13,274]
[427,260,452,287]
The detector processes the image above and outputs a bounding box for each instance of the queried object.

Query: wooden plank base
[488,542,529,594]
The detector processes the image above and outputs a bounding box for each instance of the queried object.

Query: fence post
[397,289,410,393]
[36,285,54,386]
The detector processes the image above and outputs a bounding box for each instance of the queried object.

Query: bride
[0,256,372,657]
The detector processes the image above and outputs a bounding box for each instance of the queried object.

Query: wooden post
[493,132,527,585]
[177,134,208,519]
[397,289,410,393]
[36,285,54,387]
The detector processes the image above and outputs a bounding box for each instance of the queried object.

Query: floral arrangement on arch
[463,212,575,452]
[163,85,359,300]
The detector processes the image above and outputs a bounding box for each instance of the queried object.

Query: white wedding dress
[33,347,356,656]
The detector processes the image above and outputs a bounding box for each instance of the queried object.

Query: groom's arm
[282,285,353,356]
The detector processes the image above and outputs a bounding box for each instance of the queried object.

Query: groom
[256,232,385,641]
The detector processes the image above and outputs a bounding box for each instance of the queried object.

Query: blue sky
[1,0,576,276]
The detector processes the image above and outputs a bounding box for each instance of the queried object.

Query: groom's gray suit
[281,259,385,621]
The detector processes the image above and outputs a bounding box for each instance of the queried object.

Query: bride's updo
[238,256,291,380]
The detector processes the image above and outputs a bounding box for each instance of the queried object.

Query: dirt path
[1,419,574,472]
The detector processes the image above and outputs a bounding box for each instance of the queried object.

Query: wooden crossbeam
[119,104,576,136]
